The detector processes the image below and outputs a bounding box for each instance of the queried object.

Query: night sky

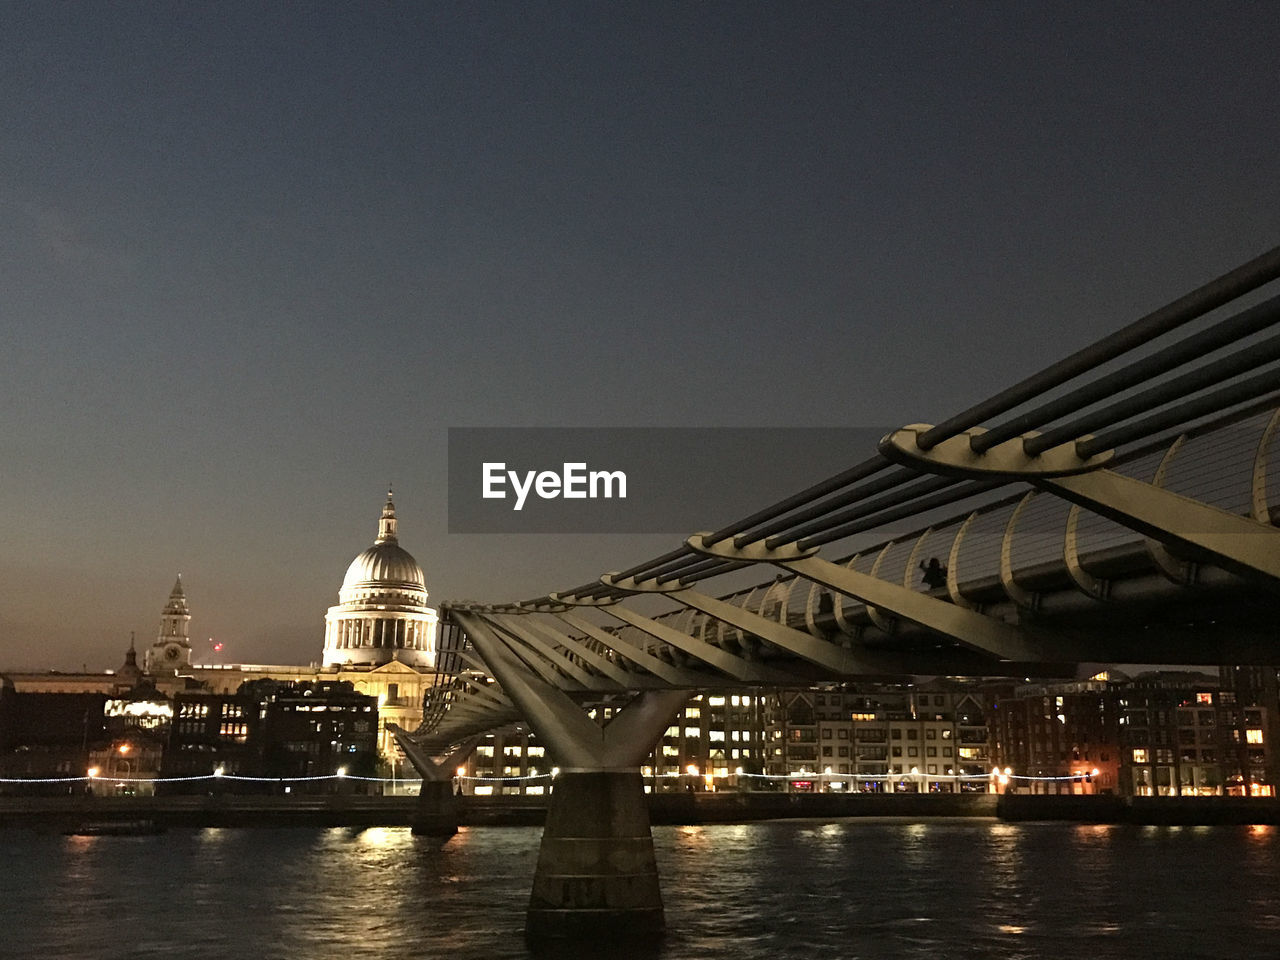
[3,2,1278,669]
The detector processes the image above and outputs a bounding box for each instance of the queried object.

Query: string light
[0,769,1090,786]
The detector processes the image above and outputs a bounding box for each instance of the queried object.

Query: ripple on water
[1,820,1278,959]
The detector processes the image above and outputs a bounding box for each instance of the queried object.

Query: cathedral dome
[342,541,425,592]
[335,491,429,605]
[323,490,438,669]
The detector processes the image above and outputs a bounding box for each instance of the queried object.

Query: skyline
[4,3,1280,669]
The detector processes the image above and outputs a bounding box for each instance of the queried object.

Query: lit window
[1133,748,1149,763]
[1247,729,1265,745]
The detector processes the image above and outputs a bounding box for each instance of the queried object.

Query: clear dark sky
[2,2,1278,669]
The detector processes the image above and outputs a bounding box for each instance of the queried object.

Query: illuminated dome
[340,543,427,604]
[322,491,438,669]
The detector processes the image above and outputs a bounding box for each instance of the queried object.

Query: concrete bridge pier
[452,611,688,940]
[411,778,460,838]
[527,768,663,938]
[389,725,474,839]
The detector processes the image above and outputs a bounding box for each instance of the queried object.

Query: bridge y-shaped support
[452,610,689,940]
[390,725,477,838]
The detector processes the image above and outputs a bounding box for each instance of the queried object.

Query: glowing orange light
[118,744,130,755]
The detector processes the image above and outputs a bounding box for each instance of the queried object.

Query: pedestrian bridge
[397,245,1280,939]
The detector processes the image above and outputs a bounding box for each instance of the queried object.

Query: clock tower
[144,575,194,675]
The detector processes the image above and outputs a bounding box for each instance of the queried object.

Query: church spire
[376,487,398,544]
[145,577,193,675]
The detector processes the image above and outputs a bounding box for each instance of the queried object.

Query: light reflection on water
[4,818,1279,959]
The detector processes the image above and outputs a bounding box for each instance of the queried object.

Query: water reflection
[1,820,1279,959]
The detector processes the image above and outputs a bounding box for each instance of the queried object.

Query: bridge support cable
[881,422,1280,584]
[971,291,1280,453]
[481,622,594,693]
[1024,343,1280,457]
[727,467,928,548]
[686,533,1099,663]
[498,613,706,691]
[916,243,1280,451]
[556,598,804,683]
[701,454,895,547]
[498,614,652,690]
[550,610,720,687]
[1038,470,1280,584]
[483,615,615,692]
[452,610,689,938]
[598,572,1060,677]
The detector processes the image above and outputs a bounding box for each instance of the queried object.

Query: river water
[7,818,1278,959]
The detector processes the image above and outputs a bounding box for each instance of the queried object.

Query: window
[926,729,937,740]
[1247,729,1265,745]
[1132,748,1149,763]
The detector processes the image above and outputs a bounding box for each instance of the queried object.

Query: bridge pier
[411,778,459,838]
[452,610,688,941]
[389,724,474,839]
[527,769,663,938]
